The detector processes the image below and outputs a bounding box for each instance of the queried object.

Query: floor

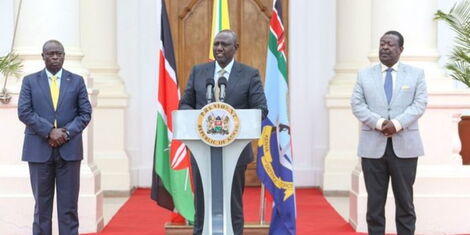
[103,196,129,225]
[101,190,350,226]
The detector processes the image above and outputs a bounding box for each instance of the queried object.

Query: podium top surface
[173,109,261,140]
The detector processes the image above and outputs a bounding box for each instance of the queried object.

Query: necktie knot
[218,69,225,77]
[51,75,57,82]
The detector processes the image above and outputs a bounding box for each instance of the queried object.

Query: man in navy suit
[179,30,268,235]
[18,40,92,235]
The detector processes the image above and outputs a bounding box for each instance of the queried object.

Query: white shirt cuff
[376,118,385,130]
[391,119,402,132]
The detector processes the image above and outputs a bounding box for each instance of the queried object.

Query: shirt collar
[381,62,399,73]
[215,59,235,77]
[45,68,63,79]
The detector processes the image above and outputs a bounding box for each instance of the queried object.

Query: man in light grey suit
[18,40,92,235]
[179,29,267,235]
[351,31,427,235]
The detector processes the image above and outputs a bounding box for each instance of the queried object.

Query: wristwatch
[64,129,71,141]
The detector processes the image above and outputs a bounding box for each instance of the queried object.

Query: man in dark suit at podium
[179,29,268,235]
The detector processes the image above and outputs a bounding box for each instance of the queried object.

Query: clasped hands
[48,128,69,148]
[381,120,397,137]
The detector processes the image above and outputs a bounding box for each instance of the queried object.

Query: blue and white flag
[256,0,296,234]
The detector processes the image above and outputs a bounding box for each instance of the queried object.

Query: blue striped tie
[384,68,393,104]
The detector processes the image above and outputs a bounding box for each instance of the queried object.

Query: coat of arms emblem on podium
[197,102,240,147]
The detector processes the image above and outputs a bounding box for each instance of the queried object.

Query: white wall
[0,0,14,56]
[289,0,336,186]
[117,0,160,187]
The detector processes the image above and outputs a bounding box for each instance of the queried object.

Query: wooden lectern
[172,102,261,235]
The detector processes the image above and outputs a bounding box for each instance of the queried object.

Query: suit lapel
[372,64,388,106]
[390,64,406,105]
[205,61,216,75]
[204,62,216,102]
[226,61,240,100]
[57,70,72,109]
[38,70,54,110]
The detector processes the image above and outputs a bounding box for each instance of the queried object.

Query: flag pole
[259,183,266,224]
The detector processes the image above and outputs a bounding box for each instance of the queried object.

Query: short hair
[217,29,238,45]
[383,31,404,47]
[42,40,64,52]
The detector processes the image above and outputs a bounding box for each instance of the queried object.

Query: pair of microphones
[206,77,227,103]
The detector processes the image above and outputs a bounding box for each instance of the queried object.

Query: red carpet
[83,187,364,235]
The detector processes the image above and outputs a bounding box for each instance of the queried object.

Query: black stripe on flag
[150,0,176,211]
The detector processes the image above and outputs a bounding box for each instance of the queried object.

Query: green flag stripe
[267,32,287,82]
[154,113,195,220]
[155,113,170,187]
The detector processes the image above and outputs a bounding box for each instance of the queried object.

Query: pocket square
[401,85,410,90]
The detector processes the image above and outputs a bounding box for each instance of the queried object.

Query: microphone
[206,78,215,103]
[218,76,227,102]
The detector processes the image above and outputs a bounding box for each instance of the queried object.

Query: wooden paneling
[165,0,289,186]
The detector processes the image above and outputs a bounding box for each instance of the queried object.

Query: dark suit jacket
[18,69,92,163]
[179,61,268,165]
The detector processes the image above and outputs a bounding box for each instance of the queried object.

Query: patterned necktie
[50,75,59,127]
[384,68,393,104]
[215,69,225,102]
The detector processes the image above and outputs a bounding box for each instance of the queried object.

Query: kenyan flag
[150,0,194,223]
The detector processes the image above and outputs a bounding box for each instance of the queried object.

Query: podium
[173,102,261,235]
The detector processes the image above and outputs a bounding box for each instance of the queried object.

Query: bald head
[41,40,65,74]
[42,40,64,53]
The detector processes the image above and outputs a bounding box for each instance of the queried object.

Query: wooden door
[166,0,288,186]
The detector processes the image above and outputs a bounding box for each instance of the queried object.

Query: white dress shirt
[214,59,234,83]
[45,68,63,87]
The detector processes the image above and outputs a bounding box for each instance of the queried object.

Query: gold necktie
[215,69,225,102]
[50,75,59,127]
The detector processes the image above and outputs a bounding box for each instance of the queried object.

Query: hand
[381,120,397,137]
[48,138,59,148]
[48,128,68,147]
[380,120,390,131]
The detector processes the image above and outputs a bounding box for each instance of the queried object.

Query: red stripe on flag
[158,50,180,131]
[157,50,190,171]
[270,10,286,55]
[170,140,190,170]
[270,11,284,40]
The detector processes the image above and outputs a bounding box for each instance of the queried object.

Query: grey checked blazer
[351,63,427,158]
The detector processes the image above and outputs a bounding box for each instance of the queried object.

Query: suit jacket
[18,69,92,163]
[351,63,427,158]
[179,61,268,165]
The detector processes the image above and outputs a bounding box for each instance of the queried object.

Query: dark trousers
[192,157,246,235]
[362,139,418,235]
[28,149,81,235]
